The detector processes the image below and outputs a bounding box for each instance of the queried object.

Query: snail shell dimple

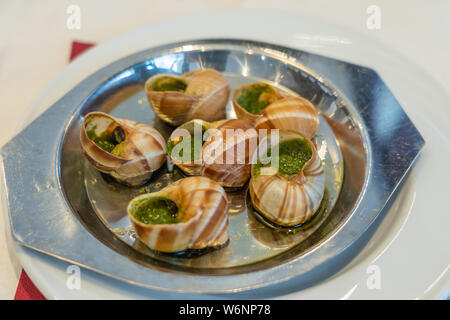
[145,68,230,126]
[249,130,325,227]
[127,176,229,253]
[232,82,320,138]
[167,118,258,188]
[80,112,167,186]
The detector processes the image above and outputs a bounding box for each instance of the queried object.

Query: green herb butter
[150,76,187,92]
[237,83,280,114]
[132,198,179,225]
[86,125,125,155]
[253,138,312,177]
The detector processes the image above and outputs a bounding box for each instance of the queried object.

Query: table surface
[0,0,449,299]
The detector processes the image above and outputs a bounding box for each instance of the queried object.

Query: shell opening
[149,76,187,92]
[236,83,281,115]
[130,197,180,225]
[85,121,126,155]
[253,137,313,178]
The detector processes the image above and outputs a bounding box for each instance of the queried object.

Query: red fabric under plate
[14,269,46,300]
[69,40,95,61]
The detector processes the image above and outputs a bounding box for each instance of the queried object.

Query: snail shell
[127,176,229,253]
[80,112,166,186]
[249,130,325,227]
[167,119,258,188]
[232,82,320,138]
[201,119,258,188]
[145,69,230,126]
[254,97,319,139]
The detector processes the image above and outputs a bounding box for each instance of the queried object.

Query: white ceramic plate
[7,10,450,299]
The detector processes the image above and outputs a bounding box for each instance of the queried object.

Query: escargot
[249,130,325,227]
[232,82,320,139]
[127,176,229,253]
[145,68,230,126]
[80,112,167,186]
[167,118,258,188]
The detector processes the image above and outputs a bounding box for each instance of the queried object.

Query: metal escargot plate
[0,39,424,293]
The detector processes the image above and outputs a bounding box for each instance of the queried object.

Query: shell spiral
[80,112,167,186]
[249,131,325,227]
[168,118,258,188]
[128,176,229,252]
[254,97,320,139]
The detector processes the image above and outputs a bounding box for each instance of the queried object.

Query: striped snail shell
[145,68,229,126]
[249,130,325,227]
[201,119,258,188]
[80,112,166,186]
[232,82,320,138]
[167,119,258,188]
[127,176,229,253]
